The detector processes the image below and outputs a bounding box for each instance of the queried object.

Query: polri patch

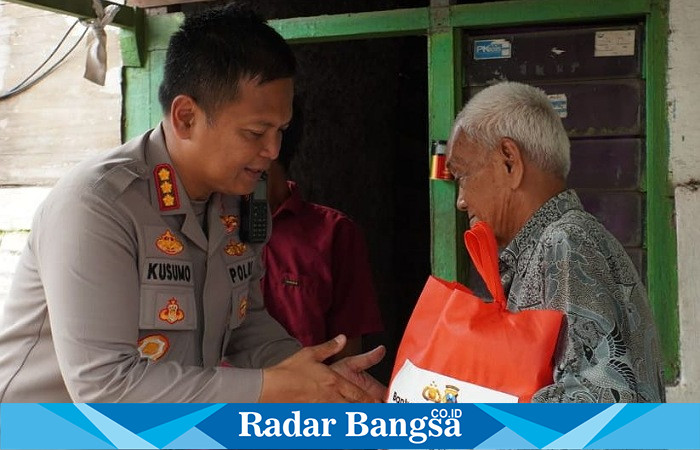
[229,259,254,286]
[154,164,180,211]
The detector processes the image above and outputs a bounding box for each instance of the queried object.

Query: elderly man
[446,81,664,402]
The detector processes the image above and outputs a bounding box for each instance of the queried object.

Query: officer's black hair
[158,4,296,120]
[278,97,304,173]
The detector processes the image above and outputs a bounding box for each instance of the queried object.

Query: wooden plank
[644,0,679,382]
[428,27,466,282]
[6,0,137,29]
[451,0,650,28]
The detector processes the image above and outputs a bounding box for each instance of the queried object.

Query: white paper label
[594,29,636,57]
[387,359,518,404]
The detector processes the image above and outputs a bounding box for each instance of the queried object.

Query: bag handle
[464,221,507,309]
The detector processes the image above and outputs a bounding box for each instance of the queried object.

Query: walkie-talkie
[240,172,268,243]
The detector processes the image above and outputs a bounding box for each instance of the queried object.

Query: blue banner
[1,403,699,449]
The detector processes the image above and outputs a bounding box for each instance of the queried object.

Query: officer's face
[446,129,514,246]
[188,77,293,198]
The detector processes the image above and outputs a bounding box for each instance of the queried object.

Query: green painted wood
[428,28,465,282]
[148,50,167,129]
[147,13,185,51]
[644,0,679,382]
[119,9,146,68]
[122,65,151,141]
[451,0,650,28]
[271,8,429,43]
[6,0,137,29]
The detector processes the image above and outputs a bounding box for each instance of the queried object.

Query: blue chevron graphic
[89,403,214,434]
[487,404,610,434]
[75,404,157,449]
[138,403,226,448]
[1,403,115,449]
[163,426,227,449]
[587,403,659,444]
[475,424,538,449]
[544,403,624,449]
[587,403,700,449]
[476,404,562,448]
[41,403,114,446]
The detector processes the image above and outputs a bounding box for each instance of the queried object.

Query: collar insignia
[156,229,184,255]
[224,239,247,256]
[154,164,180,211]
[220,214,239,234]
[159,298,185,324]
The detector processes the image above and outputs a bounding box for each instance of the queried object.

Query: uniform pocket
[139,286,197,330]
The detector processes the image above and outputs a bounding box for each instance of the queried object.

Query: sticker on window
[547,94,568,119]
[473,39,512,60]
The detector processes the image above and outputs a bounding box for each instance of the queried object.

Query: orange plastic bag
[387,221,563,403]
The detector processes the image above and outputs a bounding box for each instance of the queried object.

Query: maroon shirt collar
[273,180,304,218]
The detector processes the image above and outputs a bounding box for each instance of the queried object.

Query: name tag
[143,258,194,285]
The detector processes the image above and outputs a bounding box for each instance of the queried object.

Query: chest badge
[238,297,248,320]
[159,298,185,324]
[138,334,169,361]
[224,239,247,256]
[220,214,239,234]
[154,164,180,211]
[156,229,184,255]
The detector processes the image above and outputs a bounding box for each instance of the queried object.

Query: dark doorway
[290,36,431,383]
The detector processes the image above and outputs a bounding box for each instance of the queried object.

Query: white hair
[454,81,570,178]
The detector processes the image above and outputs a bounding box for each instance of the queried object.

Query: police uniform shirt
[0,124,301,402]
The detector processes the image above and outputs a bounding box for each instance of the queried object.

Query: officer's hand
[330,343,387,402]
[259,334,377,403]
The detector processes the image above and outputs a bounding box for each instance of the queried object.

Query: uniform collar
[272,181,304,218]
[145,123,210,251]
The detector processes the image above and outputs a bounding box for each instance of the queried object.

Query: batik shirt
[499,190,665,402]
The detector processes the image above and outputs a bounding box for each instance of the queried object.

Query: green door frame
[121,0,677,381]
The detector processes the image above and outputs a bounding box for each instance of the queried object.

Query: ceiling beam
[6,0,138,29]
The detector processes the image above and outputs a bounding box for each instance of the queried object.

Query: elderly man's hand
[259,335,385,403]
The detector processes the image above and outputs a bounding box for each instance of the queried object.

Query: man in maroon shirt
[263,102,383,360]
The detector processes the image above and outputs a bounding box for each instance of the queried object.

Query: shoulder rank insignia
[156,229,184,255]
[220,214,239,234]
[154,164,180,211]
[238,297,248,320]
[159,297,185,324]
[224,239,247,256]
[138,334,169,361]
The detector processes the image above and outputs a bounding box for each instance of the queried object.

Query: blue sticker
[547,94,568,119]
[474,39,512,60]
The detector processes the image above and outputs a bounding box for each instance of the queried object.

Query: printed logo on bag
[156,229,184,255]
[154,164,180,211]
[220,214,239,234]
[421,382,460,403]
[137,334,170,361]
[224,239,247,256]
[159,298,185,324]
[238,297,248,320]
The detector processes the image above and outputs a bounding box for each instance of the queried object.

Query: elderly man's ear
[499,137,525,189]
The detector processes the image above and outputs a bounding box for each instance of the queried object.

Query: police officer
[0,5,385,403]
